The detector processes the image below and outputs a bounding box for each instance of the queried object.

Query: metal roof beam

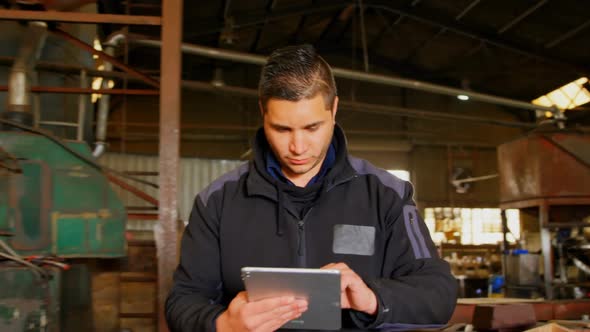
[497,0,548,34]
[455,0,481,21]
[545,18,590,48]
[364,1,590,75]
[0,9,161,25]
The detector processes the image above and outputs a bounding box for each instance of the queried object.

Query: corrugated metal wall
[99,153,243,230]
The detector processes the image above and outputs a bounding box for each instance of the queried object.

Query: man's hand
[216,291,308,332]
[321,262,378,315]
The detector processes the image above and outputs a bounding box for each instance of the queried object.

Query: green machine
[0,131,126,257]
[0,19,127,331]
[0,130,127,331]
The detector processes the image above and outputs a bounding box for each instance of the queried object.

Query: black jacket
[166,126,457,331]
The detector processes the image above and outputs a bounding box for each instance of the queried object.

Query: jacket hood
[247,124,356,236]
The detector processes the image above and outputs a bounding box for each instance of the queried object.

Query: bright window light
[532,77,590,112]
[388,170,410,181]
[457,94,469,101]
[423,207,520,245]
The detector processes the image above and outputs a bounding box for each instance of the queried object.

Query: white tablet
[241,267,342,330]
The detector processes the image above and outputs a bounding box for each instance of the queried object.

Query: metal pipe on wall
[77,69,88,141]
[2,21,48,125]
[93,32,127,157]
[132,39,563,118]
[180,79,536,129]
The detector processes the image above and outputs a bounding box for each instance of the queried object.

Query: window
[423,207,520,245]
[387,170,410,181]
[532,77,590,117]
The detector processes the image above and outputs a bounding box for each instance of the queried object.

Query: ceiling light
[457,95,469,101]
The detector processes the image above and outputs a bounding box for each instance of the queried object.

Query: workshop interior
[0,0,589,331]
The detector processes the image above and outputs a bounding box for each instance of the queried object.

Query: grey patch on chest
[332,224,375,256]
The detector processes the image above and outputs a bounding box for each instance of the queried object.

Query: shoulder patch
[348,156,406,198]
[198,162,249,207]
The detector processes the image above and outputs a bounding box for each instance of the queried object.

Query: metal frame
[0,9,161,25]
[179,1,589,75]
[365,2,589,74]
[157,1,183,332]
[497,0,548,34]
[52,29,160,88]
[545,19,590,48]
[0,86,159,95]
[401,0,481,63]
[106,174,159,207]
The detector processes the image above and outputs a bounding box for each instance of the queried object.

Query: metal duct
[93,32,126,157]
[2,21,48,125]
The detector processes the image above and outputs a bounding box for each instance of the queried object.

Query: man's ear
[331,96,339,122]
[259,100,265,117]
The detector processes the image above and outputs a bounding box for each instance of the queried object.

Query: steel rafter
[362,1,590,74]
[0,9,161,25]
[497,0,548,34]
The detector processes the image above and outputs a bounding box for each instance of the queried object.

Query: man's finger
[243,297,307,328]
[245,295,295,314]
[253,309,303,332]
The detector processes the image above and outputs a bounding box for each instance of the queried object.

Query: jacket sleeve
[350,181,458,328]
[165,192,226,332]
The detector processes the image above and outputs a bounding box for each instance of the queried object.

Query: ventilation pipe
[1,21,48,127]
[93,32,126,157]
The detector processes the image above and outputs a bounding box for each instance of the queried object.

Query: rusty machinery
[498,129,590,299]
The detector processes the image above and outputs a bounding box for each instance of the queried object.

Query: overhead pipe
[2,21,48,126]
[131,39,564,119]
[93,32,126,157]
[179,79,536,129]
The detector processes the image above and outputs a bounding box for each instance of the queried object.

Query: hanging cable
[0,239,50,279]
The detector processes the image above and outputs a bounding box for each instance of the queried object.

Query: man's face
[262,94,338,186]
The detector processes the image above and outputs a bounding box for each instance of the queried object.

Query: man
[166,44,457,331]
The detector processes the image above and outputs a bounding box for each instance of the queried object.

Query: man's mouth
[288,158,311,165]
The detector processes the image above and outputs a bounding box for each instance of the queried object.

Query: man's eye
[276,128,288,132]
[308,126,319,132]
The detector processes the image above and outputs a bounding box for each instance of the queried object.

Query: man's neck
[286,172,317,187]
[283,162,323,187]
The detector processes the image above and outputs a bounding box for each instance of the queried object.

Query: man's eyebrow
[269,123,291,130]
[304,121,324,129]
[268,121,324,130]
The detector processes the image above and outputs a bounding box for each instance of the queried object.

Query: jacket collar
[246,124,356,201]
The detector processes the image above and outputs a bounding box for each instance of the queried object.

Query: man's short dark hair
[259,44,337,112]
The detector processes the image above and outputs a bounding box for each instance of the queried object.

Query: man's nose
[289,131,306,155]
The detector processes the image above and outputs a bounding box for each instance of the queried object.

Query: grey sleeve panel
[347,156,406,199]
[402,205,431,259]
[198,162,249,207]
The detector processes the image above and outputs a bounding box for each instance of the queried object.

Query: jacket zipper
[296,220,306,267]
[292,175,358,266]
[296,207,315,267]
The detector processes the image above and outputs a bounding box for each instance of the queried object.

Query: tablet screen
[241,267,341,330]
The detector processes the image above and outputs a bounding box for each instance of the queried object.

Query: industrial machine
[0,21,127,331]
[498,129,590,299]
